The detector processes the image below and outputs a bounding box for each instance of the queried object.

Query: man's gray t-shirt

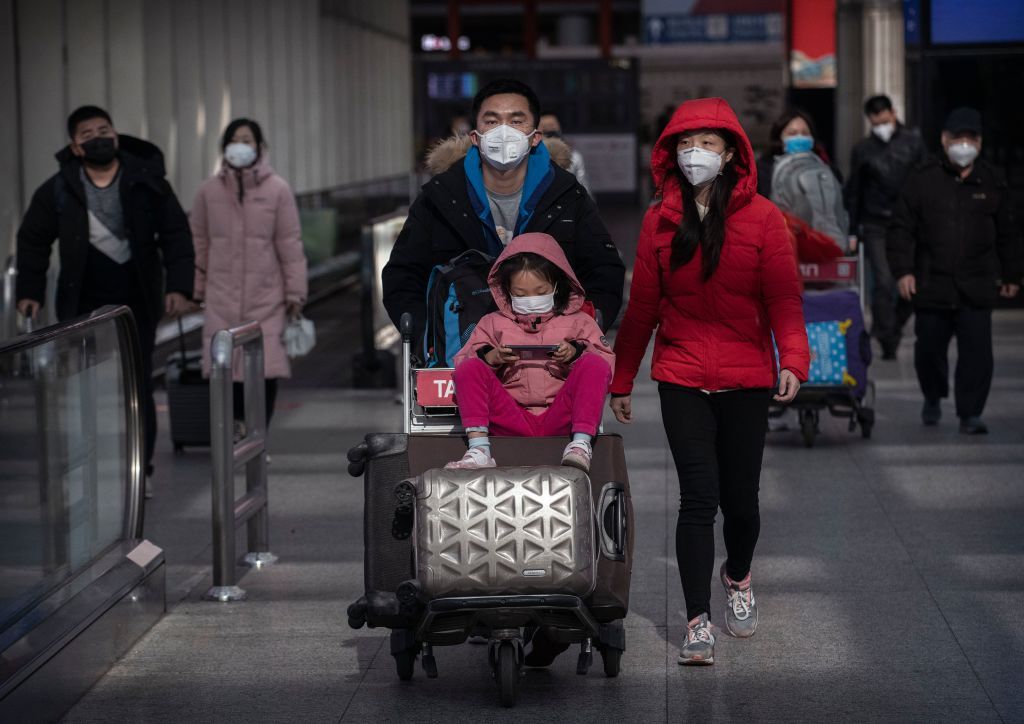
[486,187,522,245]
[81,168,131,264]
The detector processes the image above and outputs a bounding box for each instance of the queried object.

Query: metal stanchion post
[207,328,242,601]
[242,336,275,568]
[205,321,275,602]
[2,257,16,341]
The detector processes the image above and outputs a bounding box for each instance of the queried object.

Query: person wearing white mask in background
[887,107,1022,434]
[383,79,624,349]
[190,118,308,433]
[844,94,928,360]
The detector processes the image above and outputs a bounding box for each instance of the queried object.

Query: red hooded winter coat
[454,232,615,414]
[610,97,809,395]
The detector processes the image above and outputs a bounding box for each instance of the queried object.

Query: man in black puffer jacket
[888,107,1022,434]
[383,79,624,350]
[16,105,194,482]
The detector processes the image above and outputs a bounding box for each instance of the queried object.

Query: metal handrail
[204,320,276,602]
[353,209,407,387]
[2,256,18,341]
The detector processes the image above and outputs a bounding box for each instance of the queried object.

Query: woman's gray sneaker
[720,562,758,638]
[678,613,715,665]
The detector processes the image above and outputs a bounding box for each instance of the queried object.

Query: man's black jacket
[844,125,927,230]
[16,135,194,322]
[887,156,1023,309]
[382,139,625,344]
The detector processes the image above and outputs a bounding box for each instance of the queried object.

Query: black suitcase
[166,320,210,451]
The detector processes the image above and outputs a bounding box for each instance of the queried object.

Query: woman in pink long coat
[191,118,308,428]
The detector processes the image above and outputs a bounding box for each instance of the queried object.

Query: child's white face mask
[511,291,555,315]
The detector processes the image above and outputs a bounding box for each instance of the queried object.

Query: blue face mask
[783,135,814,154]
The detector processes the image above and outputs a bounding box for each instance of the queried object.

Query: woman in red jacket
[610,98,809,665]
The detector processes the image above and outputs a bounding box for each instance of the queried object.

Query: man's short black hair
[471,79,541,127]
[67,105,113,138]
[863,95,893,117]
[221,117,265,151]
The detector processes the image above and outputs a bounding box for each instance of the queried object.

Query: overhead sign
[642,0,784,44]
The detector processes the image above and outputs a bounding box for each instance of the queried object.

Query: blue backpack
[423,249,497,367]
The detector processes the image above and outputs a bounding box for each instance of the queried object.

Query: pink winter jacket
[454,232,615,414]
[191,158,308,380]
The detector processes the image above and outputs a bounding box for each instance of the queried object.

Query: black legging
[233,379,279,428]
[659,384,770,621]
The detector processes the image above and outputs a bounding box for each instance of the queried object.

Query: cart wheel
[858,407,875,440]
[601,647,623,678]
[422,652,438,679]
[394,649,416,681]
[497,640,519,708]
[799,410,817,448]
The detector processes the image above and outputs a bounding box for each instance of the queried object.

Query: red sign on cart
[415,369,456,407]
[799,257,857,282]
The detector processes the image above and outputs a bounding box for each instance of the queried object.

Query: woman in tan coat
[191,118,307,428]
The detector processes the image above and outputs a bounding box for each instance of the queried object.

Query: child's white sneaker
[444,447,496,470]
[561,439,592,473]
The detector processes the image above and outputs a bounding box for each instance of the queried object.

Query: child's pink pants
[452,355,612,437]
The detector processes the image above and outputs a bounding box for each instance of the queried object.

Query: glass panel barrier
[0,306,143,634]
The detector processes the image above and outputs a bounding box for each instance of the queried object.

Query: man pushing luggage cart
[346,233,634,708]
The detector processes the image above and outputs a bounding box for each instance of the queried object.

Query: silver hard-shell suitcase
[413,466,596,599]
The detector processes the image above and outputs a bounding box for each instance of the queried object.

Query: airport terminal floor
[3,204,1023,722]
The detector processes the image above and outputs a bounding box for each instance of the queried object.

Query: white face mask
[476,125,534,172]
[510,291,555,315]
[225,142,257,169]
[947,141,979,168]
[677,147,723,187]
[872,122,896,143]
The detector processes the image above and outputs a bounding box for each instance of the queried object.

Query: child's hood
[487,233,585,317]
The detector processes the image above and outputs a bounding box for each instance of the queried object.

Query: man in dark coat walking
[382,79,625,348]
[888,107,1022,433]
[845,94,928,358]
[16,105,195,481]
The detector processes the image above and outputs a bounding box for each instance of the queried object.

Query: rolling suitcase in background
[410,466,596,599]
[165,318,210,451]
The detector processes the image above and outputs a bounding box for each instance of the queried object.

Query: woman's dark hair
[496,252,571,314]
[767,108,818,157]
[221,118,265,152]
[670,128,743,280]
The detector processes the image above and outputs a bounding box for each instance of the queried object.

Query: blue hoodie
[463,141,556,256]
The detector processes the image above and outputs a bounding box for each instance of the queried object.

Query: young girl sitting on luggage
[447,232,615,473]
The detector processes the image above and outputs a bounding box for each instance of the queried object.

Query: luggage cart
[347,313,634,707]
[771,245,876,447]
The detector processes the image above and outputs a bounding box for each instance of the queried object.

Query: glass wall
[0,307,141,632]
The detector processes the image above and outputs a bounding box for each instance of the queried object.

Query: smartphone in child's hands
[506,344,560,361]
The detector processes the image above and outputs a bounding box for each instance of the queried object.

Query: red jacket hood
[651,97,758,219]
[488,232,586,317]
